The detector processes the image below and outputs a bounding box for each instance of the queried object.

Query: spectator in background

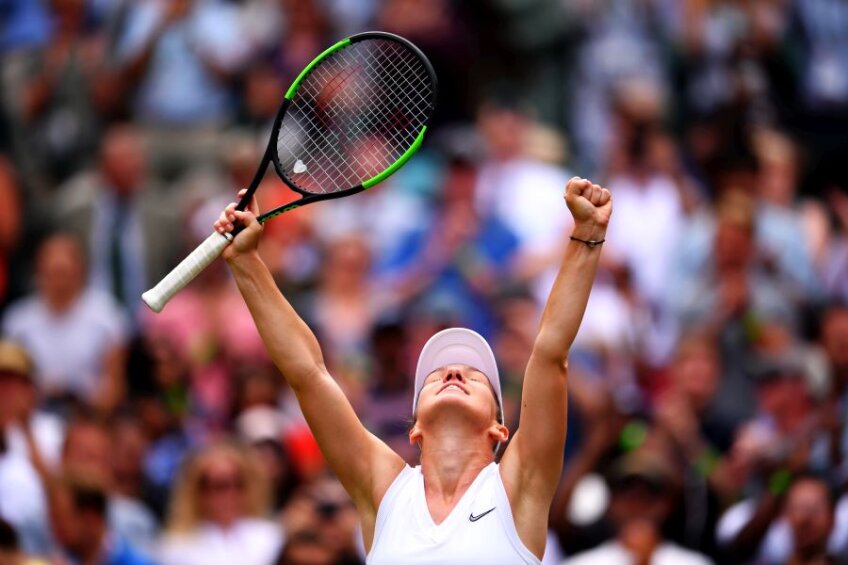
[15,0,117,187]
[269,0,331,84]
[717,473,848,564]
[51,477,154,565]
[676,0,760,120]
[652,346,727,558]
[473,101,572,304]
[111,415,160,526]
[568,0,673,174]
[757,0,848,195]
[274,530,337,565]
[55,124,181,316]
[60,414,159,554]
[566,448,713,565]
[236,410,300,514]
[714,361,846,562]
[279,477,361,565]
[359,320,416,462]
[304,235,379,373]
[380,156,520,338]
[116,0,250,176]
[10,405,159,557]
[1,234,127,413]
[603,97,687,316]
[376,0,473,124]
[674,191,799,426]
[0,341,57,556]
[752,129,820,297]
[157,442,282,565]
[0,341,64,467]
[782,476,845,565]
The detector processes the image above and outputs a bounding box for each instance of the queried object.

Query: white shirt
[474,158,574,304]
[367,462,541,564]
[716,496,848,562]
[605,174,683,305]
[4,412,65,468]
[0,449,52,554]
[566,540,712,565]
[157,519,283,565]
[2,289,128,400]
[475,158,573,256]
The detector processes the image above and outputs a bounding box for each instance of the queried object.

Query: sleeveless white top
[367,462,541,564]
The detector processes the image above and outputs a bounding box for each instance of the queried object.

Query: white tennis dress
[367,462,541,564]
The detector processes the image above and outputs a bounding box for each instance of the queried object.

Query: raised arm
[216,193,404,536]
[500,177,611,552]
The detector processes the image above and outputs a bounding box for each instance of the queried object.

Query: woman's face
[198,456,246,527]
[414,365,500,436]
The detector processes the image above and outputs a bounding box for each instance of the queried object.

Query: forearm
[726,493,782,560]
[228,251,326,388]
[534,223,605,361]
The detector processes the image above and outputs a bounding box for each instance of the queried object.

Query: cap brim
[413,328,502,423]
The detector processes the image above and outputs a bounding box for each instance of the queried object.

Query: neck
[45,292,79,314]
[419,423,494,502]
[75,535,106,565]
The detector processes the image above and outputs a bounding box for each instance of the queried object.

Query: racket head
[269,31,438,199]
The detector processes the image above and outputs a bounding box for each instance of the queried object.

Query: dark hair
[61,409,111,457]
[70,482,108,517]
[788,472,839,509]
[0,517,20,551]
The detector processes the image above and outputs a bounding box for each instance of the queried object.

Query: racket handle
[142,231,233,313]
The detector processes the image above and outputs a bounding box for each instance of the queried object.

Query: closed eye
[424,374,441,385]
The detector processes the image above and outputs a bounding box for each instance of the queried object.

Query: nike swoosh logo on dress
[469,507,496,522]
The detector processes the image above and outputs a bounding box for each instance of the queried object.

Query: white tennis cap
[413,327,503,423]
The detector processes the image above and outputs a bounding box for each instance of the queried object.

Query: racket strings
[277,38,434,194]
[283,44,429,190]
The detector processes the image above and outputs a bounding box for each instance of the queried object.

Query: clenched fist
[564,177,612,242]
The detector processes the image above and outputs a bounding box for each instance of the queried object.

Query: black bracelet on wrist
[569,235,605,248]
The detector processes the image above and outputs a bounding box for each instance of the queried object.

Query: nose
[443,366,466,383]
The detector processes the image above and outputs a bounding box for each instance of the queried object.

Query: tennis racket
[142,31,438,312]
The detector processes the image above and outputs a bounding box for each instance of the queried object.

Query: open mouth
[438,383,468,395]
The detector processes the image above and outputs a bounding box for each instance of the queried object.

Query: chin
[422,397,487,424]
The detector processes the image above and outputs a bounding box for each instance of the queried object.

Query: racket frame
[234,31,438,226]
[142,31,436,313]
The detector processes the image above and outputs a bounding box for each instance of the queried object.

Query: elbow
[283,361,330,394]
[532,331,570,367]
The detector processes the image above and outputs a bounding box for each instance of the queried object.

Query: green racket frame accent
[258,202,302,224]
[362,126,428,189]
[285,38,352,100]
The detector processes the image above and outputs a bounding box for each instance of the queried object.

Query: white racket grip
[142,231,233,313]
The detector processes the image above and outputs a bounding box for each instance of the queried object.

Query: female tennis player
[215,176,611,563]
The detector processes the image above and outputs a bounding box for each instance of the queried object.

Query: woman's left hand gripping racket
[142,31,438,312]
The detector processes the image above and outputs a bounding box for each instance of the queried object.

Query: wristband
[570,235,605,248]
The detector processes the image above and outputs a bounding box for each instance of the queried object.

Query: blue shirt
[0,0,50,51]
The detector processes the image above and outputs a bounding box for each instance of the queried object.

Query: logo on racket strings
[293,160,307,174]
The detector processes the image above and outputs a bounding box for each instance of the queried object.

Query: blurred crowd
[1,0,848,564]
